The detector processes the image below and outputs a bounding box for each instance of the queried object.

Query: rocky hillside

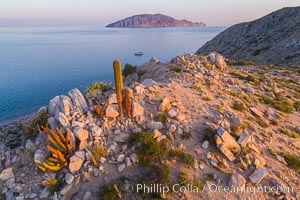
[197,7,300,67]
[0,54,300,200]
[106,14,206,28]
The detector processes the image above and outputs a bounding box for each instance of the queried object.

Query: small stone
[116,154,125,163]
[244,87,255,95]
[73,127,89,141]
[114,134,129,143]
[202,141,209,149]
[91,126,102,137]
[60,184,73,196]
[69,151,85,174]
[125,157,132,167]
[176,114,186,121]
[276,155,288,165]
[168,109,177,118]
[159,97,172,111]
[25,140,35,149]
[153,129,162,139]
[72,120,85,128]
[141,79,159,87]
[146,121,163,130]
[118,164,126,173]
[249,168,267,184]
[238,133,252,147]
[93,168,100,177]
[228,173,246,188]
[16,196,24,200]
[156,135,167,142]
[83,171,91,182]
[130,154,137,164]
[28,193,38,199]
[82,192,92,200]
[250,107,263,118]
[65,173,74,185]
[0,167,14,181]
[40,187,49,199]
[169,125,177,133]
[210,159,218,167]
[108,94,118,104]
[294,126,300,134]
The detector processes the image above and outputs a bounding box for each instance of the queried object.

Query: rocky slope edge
[106,14,206,28]
[0,54,300,200]
[197,7,300,67]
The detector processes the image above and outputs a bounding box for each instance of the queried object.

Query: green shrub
[86,81,112,93]
[23,110,48,140]
[232,103,246,112]
[275,101,294,113]
[91,144,107,163]
[202,96,212,101]
[46,177,63,195]
[123,63,137,77]
[155,112,169,123]
[257,121,268,128]
[179,171,189,186]
[269,148,277,155]
[127,132,169,165]
[137,70,145,78]
[234,60,255,66]
[97,183,122,200]
[171,66,182,72]
[168,148,194,167]
[283,153,300,173]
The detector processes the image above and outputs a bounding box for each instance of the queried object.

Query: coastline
[0,110,37,127]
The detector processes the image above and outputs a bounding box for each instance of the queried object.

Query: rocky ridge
[0,53,300,200]
[197,6,300,67]
[106,14,206,28]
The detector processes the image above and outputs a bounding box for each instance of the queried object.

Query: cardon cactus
[113,60,124,117]
[124,88,133,118]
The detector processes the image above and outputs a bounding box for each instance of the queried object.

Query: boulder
[73,127,89,141]
[132,101,144,117]
[249,168,267,184]
[105,105,119,118]
[57,112,70,128]
[108,94,118,104]
[48,95,73,117]
[141,79,159,87]
[68,88,88,112]
[228,173,246,188]
[215,127,241,161]
[69,151,85,174]
[209,52,227,70]
[47,117,58,130]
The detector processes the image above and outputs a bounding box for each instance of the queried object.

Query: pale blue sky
[0,0,299,26]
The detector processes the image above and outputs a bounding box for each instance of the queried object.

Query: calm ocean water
[0,26,224,122]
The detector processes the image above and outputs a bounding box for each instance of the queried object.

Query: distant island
[106,14,206,28]
[197,6,300,67]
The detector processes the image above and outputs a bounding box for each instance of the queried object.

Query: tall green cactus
[113,60,124,117]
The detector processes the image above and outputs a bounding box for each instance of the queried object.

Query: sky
[0,0,299,27]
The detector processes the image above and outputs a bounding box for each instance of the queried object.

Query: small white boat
[134,52,144,56]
